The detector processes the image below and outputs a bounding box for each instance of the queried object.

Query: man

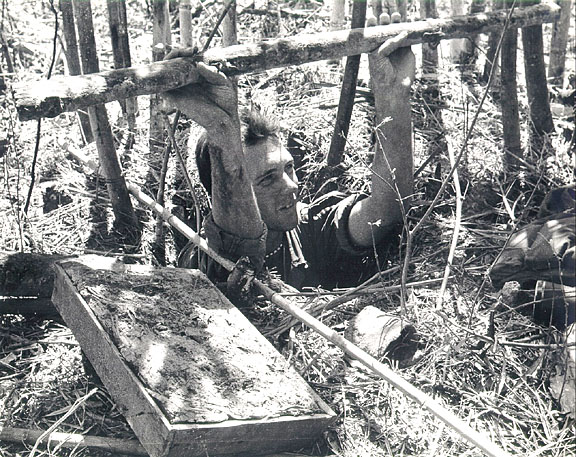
[164,45,415,290]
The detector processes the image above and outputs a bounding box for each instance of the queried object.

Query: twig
[400,2,515,315]
[436,137,463,307]
[202,0,236,52]
[23,0,59,216]
[28,387,98,457]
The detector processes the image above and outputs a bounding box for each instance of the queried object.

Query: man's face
[244,138,299,232]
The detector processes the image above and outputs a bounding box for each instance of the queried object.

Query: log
[15,2,560,121]
[0,427,146,456]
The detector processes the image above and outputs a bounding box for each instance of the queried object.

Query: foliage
[0,0,574,456]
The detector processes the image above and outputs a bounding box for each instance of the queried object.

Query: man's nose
[283,172,298,192]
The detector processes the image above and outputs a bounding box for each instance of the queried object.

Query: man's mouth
[278,202,295,211]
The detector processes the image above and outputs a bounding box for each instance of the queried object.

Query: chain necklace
[264,243,283,261]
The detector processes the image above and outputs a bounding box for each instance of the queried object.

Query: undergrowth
[1,0,575,456]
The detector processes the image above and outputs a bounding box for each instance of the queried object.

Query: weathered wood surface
[52,256,335,457]
[15,2,559,121]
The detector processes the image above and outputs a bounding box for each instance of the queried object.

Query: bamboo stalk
[15,2,560,121]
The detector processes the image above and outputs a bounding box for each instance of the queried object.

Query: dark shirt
[178,191,397,289]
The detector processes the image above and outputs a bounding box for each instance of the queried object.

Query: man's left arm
[347,46,415,247]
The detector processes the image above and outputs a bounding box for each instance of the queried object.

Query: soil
[61,256,326,424]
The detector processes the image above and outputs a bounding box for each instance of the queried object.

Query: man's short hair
[195,109,281,195]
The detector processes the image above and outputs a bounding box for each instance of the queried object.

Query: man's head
[196,109,299,232]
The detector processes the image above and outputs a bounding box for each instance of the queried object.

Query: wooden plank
[52,261,174,457]
[15,2,560,120]
[169,415,335,456]
[52,256,335,457]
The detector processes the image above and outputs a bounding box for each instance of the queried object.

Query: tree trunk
[150,0,171,157]
[179,0,193,47]
[150,0,172,265]
[222,0,238,46]
[522,0,554,140]
[450,0,467,64]
[482,0,503,82]
[73,0,139,240]
[548,0,573,86]
[15,2,562,120]
[331,0,346,30]
[420,0,438,77]
[106,0,137,144]
[59,0,93,143]
[461,0,487,65]
[500,21,522,167]
[327,0,367,166]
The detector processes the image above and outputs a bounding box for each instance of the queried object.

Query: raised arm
[162,53,265,257]
[347,45,415,247]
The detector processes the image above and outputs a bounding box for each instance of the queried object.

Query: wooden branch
[0,427,147,456]
[15,2,560,121]
[327,0,367,166]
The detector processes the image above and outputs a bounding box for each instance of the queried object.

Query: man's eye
[259,176,274,187]
[285,163,294,172]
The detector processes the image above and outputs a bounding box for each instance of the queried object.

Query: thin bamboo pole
[15,2,560,121]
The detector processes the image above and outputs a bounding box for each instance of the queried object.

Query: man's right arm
[205,124,264,240]
[162,58,265,260]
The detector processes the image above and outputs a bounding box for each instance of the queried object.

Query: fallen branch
[436,136,463,307]
[15,2,559,120]
[0,427,147,456]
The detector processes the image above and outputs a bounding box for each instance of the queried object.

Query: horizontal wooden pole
[15,2,559,121]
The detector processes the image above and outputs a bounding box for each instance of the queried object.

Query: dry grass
[1,0,575,456]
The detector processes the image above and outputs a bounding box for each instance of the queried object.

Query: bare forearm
[371,96,413,223]
[209,131,264,239]
[347,48,414,247]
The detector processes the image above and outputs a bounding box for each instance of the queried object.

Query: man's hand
[369,45,415,100]
[162,48,240,135]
